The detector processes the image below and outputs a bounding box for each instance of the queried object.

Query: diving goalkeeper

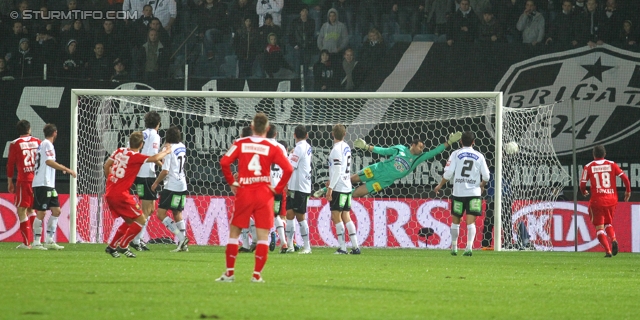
[315,132,462,198]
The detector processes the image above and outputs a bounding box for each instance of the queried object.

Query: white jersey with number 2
[443,146,490,197]
[162,142,187,192]
[328,141,352,193]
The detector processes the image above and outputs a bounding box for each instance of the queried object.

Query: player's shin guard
[46,216,59,243]
[32,218,43,245]
[450,223,460,250]
[299,220,310,250]
[225,238,239,276]
[335,222,346,251]
[345,221,359,249]
[253,240,269,280]
[286,219,295,248]
[119,222,143,248]
[466,224,476,250]
[604,224,616,242]
[162,216,178,234]
[596,230,611,253]
[109,223,129,249]
[176,220,186,243]
[275,216,287,246]
[19,217,31,246]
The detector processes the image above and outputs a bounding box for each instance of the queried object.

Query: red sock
[109,223,129,248]
[28,215,36,228]
[118,222,143,248]
[597,230,611,253]
[225,239,239,277]
[19,220,31,246]
[605,224,616,242]
[253,241,269,280]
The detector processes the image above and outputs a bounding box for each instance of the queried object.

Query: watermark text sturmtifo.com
[11,10,138,20]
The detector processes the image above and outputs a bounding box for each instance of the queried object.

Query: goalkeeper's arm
[353,138,397,155]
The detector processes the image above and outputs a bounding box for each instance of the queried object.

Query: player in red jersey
[216,113,293,283]
[103,131,172,258]
[579,145,631,258]
[6,120,41,249]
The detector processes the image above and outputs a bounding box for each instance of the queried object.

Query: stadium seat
[392,34,412,43]
[220,55,238,78]
[413,34,438,42]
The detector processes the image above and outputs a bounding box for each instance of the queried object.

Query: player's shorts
[451,196,483,218]
[106,194,143,219]
[286,190,310,214]
[233,186,274,230]
[32,187,60,211]
[158,189,187,211]
[273,192,287,217]
[357,166,394,195]
[329,191,352,212]
[133,177,158,201]
[14,180,34,209]
[589,203,615,226]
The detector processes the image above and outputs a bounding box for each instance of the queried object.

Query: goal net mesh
[74,92,569,251]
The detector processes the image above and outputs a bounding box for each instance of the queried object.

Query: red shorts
[14,180,34,209]
[589,204,615,226]
[106,194,142,220]
[277,190,287,217]
[232,185,274,230]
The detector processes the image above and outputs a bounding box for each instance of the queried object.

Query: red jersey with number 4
[580,159,630,207]
[6,136,41,182]
[106,148,149,197]
[220,136,293,194]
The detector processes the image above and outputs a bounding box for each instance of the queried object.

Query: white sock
[132,220,148,245]
[467,224,476,251]
[241,228,250,249]
[176,220,186,242]
[249,219,257,244]
[33,218,43,245]
[335,222,346,251]
[275,216,287,246]
[46,216,59,243]
[450,223,460,251]
[286,219,295,248]
[299,220,310,250]
[162,216,178,235]
[346,221,359,249]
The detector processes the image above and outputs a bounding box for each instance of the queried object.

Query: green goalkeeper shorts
[358,167,394,194]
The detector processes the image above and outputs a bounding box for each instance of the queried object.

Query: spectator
[0,57,13,78]
[33,28,59,68]
[131,5,155,46]
[256,0,284,27]
[332,0,354,34]
[477,9,505,42]
[425,0,453,35]
[123,0,148,22]
[95,20,129,61]
[15,1,32,33]
[575,0,605,47]
[228,0,258,32]
[85,43,111,80]
[545,0,578,51]
[111,57,131,81]
[574,0,587,14]
[32,5,58,40]
[263,33,295,78]
[147,18,171,48]
[313,49,339,91]
[10,38,41,78]
[317,8,349,65]
[599,0,626,44]
[198,0,230,60]
[359,27,385,77]
[2,21,27,61]
[340,48,364,91]
[60,0,90,34]
[389,0,424,36]
[258,13,284,50]
[494,0,526,42]
[59,19,91,60]
[614,19,637,49]
[447,0,479,46]
[132,28,170,81]
[58,39,85,79]
[469,0,492,20]
[147,0,177,34]
[234,17,261,78]
[288,6,317,77]
[516,0,545,46]
[357,0,383,36]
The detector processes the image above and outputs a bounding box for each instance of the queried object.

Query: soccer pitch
[1,243,638,319]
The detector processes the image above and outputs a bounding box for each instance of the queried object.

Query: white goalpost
[69,89,569,251]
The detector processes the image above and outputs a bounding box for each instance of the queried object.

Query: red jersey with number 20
[580,159,630,207]
[6,136,41,182]
[106,148,149,197]
[220,136,293,194]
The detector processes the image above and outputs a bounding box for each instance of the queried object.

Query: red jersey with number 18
[105,148,149,197]
[580,159,630,207]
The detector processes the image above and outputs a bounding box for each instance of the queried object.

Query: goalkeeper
[315,132,462,198]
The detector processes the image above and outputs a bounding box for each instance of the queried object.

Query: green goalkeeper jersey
[367,144,446,181]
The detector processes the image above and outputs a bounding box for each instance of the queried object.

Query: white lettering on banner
[0,198,19,240]
[374,201,413,247]
[317,201,371,247]
[416,200,450,249]
[632,205,640,252]
[184,198,229,245]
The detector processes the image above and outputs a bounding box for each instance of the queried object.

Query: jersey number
[177,155,185,174]
[23,149,37,167]
[345,155,352,174]
[461,160,474,177]
[593,172,611,188]
[34,152,41,173]
[248,154,262,175]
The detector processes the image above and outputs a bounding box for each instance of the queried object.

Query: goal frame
[69,89,505,250]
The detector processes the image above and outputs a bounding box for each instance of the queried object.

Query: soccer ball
[505,141,519,155]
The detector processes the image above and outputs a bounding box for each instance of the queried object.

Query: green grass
[1,243,639,320]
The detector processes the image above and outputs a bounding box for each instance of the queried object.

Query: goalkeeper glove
[448,131,462,145]
[354,138,368,150]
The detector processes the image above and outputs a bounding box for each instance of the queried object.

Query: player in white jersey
[285,125,313,254]
[434,131,490,256]
[31,124,77,250]
[266,124,292,253]
[326,124,361,255]
[130,111,162,251]
[151,126,190,252]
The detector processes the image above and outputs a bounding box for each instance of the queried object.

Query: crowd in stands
[0,0,639,90]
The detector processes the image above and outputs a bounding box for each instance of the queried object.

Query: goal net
[70,90,569,251]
